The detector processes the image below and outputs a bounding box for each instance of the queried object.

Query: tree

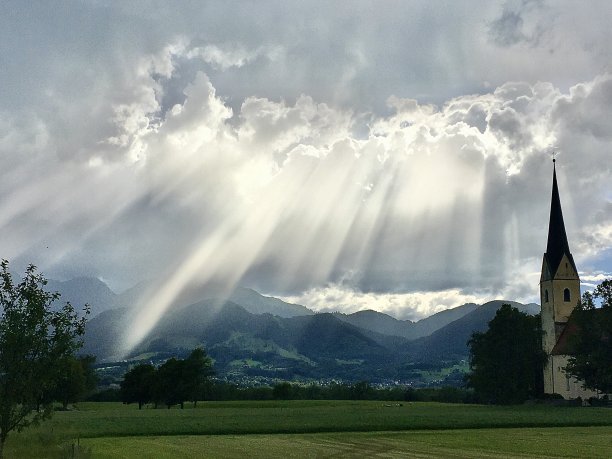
[52,355,97,409]
[153,350,215,409]
[154,358,187,409]
[565,279,612,394]
[183,348,214,407]
[350,381,374,400]
[121,363,156,409]
[79,355,98,398]
[122,348,214,410]
[272,382,292,400]
[467,304,546,404]
[57,358,86,410]
[0,261,88,458]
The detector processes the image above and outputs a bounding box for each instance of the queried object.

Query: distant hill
[83,289,540,383]
[406,300,540,362]
[122,301,396,381]
[82,307,132,361]
[411,302,480,337]
[335,302,480,340]
[114,281,314,319]
[137,299,389,359]
[54,276,544,383]
[47,277,119,317]
[334,309,416,338]
[228,287,314,317]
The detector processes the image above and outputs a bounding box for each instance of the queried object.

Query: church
[539,159,598,399]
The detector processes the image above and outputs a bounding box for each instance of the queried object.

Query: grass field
[81,427,612,459]
[6,401,612,458]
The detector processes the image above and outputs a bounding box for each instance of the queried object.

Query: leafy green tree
[52,355,97,409]
[565,279,612,394]
[183,348,214,407]
[154,358,187,409]
[123,348,215,409]
[350,381,374,400]
[0,261,88,458]
[272,382,292,400]
[57,358,86,410]
[467,304,546,404]
[121,363,156,409]
[80,355,98,396]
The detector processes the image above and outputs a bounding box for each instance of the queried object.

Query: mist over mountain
[228,288,314,318]
[82,307,131,362]
[47,277,119,317]
[50,277,315,320]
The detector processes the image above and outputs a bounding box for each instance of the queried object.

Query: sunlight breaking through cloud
[1,35,611,356]
[112,47,611,354]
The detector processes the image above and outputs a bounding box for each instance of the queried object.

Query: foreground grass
[82,427,612,459]
[6,401,612,457]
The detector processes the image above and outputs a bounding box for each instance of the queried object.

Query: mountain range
[50,277,539,384]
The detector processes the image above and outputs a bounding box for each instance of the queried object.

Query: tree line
[266,381,476,403]
[120,348,214,409]
[117,378,477,404]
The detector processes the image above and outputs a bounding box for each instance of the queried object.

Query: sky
[1,1,611,342]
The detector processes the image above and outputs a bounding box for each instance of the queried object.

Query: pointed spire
[545,160,576,276]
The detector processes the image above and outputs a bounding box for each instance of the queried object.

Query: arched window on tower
[544,290,549,303]
[564,288,571,302]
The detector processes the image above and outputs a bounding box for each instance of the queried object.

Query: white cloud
[188,44,282,71]
[580,272,612,283]
[282,284,490,321]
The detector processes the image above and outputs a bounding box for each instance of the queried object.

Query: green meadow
[6,401,612,458]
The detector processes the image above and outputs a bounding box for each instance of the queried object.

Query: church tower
[539,159,588,398]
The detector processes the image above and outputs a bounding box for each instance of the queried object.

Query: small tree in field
[0,260,88,458]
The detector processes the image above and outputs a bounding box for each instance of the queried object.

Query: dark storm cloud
[489,10,526,46]
[488,0,545,47]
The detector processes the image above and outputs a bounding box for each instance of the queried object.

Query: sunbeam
[1,11,611,357]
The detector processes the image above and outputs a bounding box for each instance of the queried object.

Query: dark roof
[544,163,578,276]
[551,320,578,355]
[551,309,607,355]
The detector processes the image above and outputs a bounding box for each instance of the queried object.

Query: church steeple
[539,159,588,399]
[543,160,577,279]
